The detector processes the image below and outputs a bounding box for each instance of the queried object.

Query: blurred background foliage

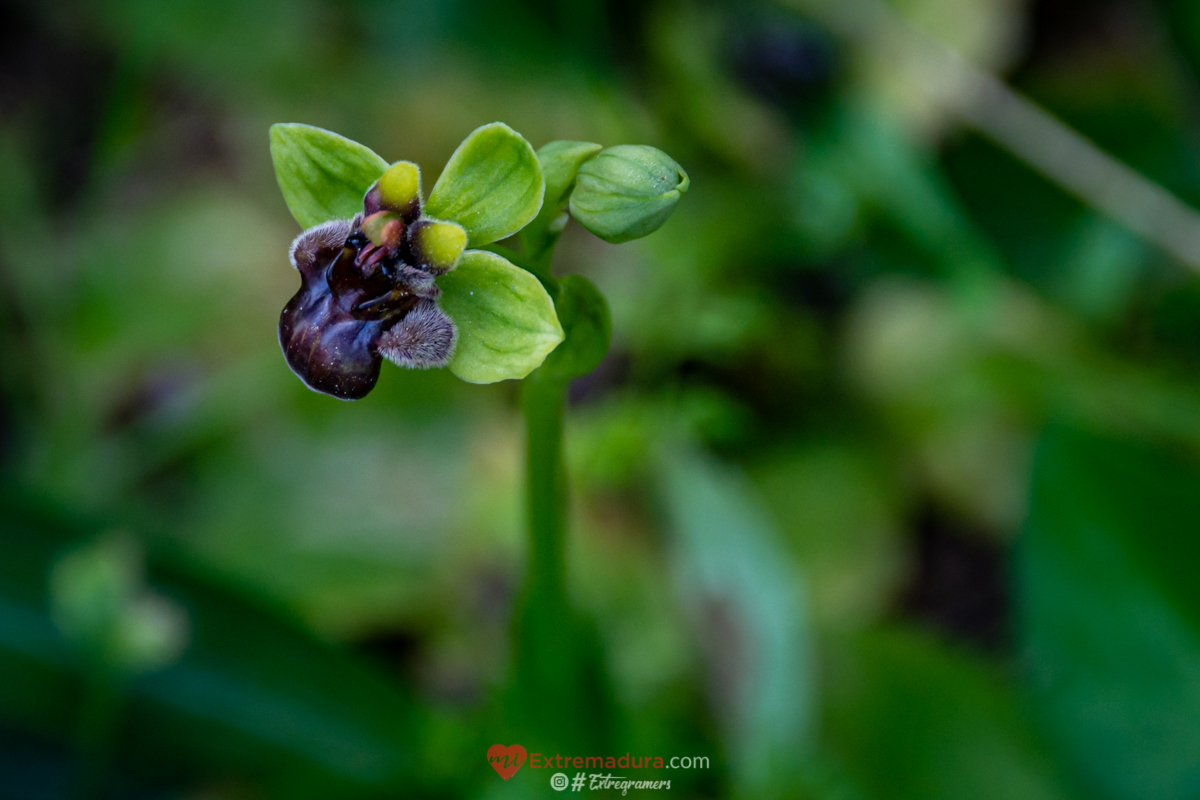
[2,0,1200,797]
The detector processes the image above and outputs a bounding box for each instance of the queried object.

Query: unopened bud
[568,145,688,244]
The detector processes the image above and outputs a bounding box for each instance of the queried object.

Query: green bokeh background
[3,0,1200,798]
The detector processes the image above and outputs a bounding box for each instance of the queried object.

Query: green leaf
[660,447,814,791]
[539,274,611,381]
[520,141,602,255]
[750,442,903,631]
[825,629,1076,800]
[1019,428,1200,800]
[269,124,388,229]
[569,144,688,244]
[0,493,424,794]
[439,250,563,384]
[425,122,545,247]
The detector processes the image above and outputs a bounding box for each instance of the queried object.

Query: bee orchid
[270,122,563,398]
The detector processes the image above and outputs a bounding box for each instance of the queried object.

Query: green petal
[439,250,564,384]
[269,123,388,228]
[520,140,602,255]
[425,122,545,247]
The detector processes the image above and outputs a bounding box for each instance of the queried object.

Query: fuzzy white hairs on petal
[393,264,441,299]
[289,218,354,271]
[377,299,458,369]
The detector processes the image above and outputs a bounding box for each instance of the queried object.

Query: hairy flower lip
[280,212,458,399]
[280,240,402,400]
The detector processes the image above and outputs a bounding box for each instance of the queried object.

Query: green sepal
[568,144,688,243]
[520,141,602,255]
[269,123,388,228]
[425,122,545,247]
[539,274,611,381]
[439,250,564,383]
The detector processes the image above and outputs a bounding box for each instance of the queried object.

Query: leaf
[750,442,904,631]
[438,250,563,384]
[539,274,611,381]
[425,122,545,247]
[1018,428,1200,800]
[824,629,1076,800]
[0,493,423,794]
[660,447,814,792]
[519,141,602,255]
[269,123,388,229]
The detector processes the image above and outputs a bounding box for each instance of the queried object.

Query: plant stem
[69,672,123,800]
[513,368,613,751]
[510,368,571,743]
[506,241,614,752]
[521,369,568,605]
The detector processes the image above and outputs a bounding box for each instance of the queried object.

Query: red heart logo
[487,743,527,781]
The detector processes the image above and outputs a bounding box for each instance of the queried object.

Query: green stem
[514,368,614,752]
[509,369,572,744]
[505,235,614,753]
[69,672,123,800]
[521,370,568,605]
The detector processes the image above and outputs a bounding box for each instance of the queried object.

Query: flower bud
[568,145,689,244]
